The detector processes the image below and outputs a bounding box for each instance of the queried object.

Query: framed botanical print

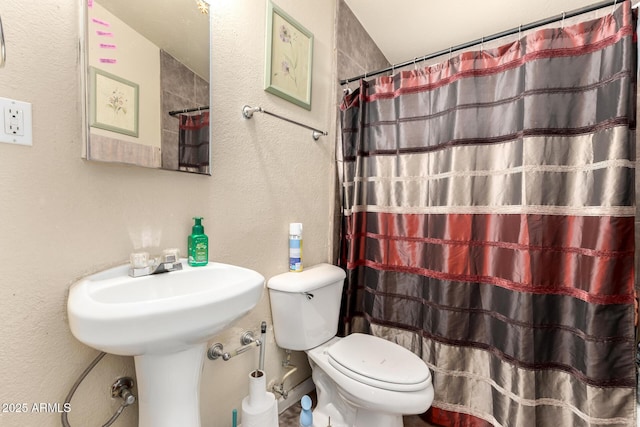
[89,67,139,137]
[264,1,313,110]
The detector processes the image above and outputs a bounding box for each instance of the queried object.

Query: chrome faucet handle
[161,248,180,264]
[130,252,150,268]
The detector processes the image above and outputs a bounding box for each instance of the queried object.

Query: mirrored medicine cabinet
[80,0,212,175]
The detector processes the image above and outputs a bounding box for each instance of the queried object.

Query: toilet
[267,263,434,427]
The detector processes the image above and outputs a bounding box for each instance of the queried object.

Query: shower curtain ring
[343,78,351,95]
[561,12,566,28]
[611,0,618,15]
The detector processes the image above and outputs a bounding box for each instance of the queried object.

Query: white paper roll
[248,370,268,408]
[241,370,278,427]
[241,393,278,427]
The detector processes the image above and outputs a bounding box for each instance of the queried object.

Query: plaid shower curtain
[179,112,210,174]
[338,2,637,425]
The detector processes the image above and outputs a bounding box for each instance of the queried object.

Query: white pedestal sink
[67,260,265,427]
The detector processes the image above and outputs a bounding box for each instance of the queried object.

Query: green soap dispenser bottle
[188,217,209,266]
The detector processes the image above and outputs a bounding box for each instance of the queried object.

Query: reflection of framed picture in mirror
[89,67,139,137]
[264,1,313,110]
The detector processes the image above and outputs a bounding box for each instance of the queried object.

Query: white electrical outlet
[5,108,24,135]
[0,97,32,146]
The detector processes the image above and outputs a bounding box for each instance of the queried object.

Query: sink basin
[67,260,265,427]
[68,260,264,355]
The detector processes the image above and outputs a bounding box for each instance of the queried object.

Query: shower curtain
[338,2,637,426]
[178,112,210,174]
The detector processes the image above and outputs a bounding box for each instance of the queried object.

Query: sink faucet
[128,249,183,277]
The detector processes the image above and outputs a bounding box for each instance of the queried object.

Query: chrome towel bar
[242,104,327,140]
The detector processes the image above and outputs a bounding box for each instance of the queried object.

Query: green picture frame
[89,67,139,137]
[264,1,313,110]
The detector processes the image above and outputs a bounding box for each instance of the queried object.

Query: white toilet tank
[267,263,346,351]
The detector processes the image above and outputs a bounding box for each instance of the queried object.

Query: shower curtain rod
[339,0,619,85]
[168,105,209,116]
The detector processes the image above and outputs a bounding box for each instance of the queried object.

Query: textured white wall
[345,0,630,64]
[0,0,336,426]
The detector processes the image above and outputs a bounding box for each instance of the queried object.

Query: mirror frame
[79,0,212,175]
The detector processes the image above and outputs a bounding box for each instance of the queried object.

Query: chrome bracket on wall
[242,104,327,141]
[207,331,261,361]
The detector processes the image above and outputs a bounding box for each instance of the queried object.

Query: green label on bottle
[189,235,208,266]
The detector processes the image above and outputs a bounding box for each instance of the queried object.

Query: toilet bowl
[308,335,434,427]
[267,264,434,427]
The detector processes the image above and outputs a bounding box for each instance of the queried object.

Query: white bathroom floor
[277,390,436,426]
[278,394,638,426]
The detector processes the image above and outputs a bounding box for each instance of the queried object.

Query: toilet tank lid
[267,263,346,293]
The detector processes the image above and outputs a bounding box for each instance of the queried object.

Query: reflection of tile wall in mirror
[160,51,210,173]
[83,0,211,174]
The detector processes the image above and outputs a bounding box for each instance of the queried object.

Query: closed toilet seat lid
[327,333,431,392]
